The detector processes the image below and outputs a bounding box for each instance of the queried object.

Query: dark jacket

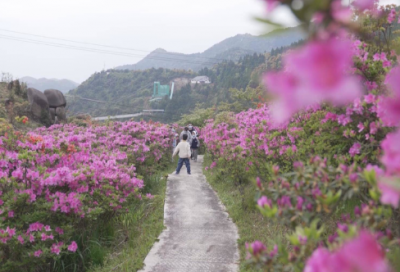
[191,138,199,149]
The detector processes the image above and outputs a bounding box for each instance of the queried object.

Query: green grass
[203,155,286,272]
[87,160,177,272]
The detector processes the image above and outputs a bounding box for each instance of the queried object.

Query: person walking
[191,132,199,162]
[173,134,191,175]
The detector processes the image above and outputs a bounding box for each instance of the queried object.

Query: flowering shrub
[202,0,400,270]
[0,121,171,271]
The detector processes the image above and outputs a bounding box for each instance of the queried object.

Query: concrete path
[140,155,239,272]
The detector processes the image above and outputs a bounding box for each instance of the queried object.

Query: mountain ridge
[116,26,305,71]
[20,76,79,93]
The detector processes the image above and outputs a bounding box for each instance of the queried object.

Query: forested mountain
[20,76,78,93]
[67,69,195,117]
[67,42,296,122]
[116,26,305,71]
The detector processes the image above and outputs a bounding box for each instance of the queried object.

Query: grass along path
[202,154,286,272]
[88,161,177,272]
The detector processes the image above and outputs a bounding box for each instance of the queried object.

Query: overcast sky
[0,0,398,83]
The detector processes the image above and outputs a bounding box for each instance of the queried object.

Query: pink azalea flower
[51,243,61,255]
[381,130,400,174]
[8,211,14,218]
[257,196,272,208]
[370,122,377,134]
[349,143,361,157]
[331,0,352,23]
[68,241,78,252]
[357,122,364,132]
[34,250,42,257]
[378,180,400,208]
[146,193,154,199]
[44,225,51,232]
[305,231,391,272]
[337,231,391,272]
[55,227,64,235]
[264,38,362,122]
[17,235,24,244]
[378,67,400,127]
[247,241,267,256]
[388,9,396,23]
[352,0,375,11]
[6,227,16,237]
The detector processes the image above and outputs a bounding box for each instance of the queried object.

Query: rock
[49,108,56,122]
[56,107,67,122]
[44,89,66,108]
[27,88,49,118]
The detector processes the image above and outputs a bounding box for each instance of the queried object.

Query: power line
[0,28,230,62]
[0,34,222,66]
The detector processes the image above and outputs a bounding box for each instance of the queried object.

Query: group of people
[171,124,199,175]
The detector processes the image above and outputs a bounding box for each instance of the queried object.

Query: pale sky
[0,0,398,83]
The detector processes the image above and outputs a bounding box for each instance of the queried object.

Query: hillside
[20,76,79,93]
[67,69,195,117]
[67,51,275,122]
[116,26,305,71]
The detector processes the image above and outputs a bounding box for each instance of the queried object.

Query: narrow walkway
[140,155,239,272]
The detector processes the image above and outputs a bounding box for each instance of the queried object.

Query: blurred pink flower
[378,67,400,127]
[247,240,267,256]
[352,0,375,11]
[257,196,272,208]
[332,0,352,23]
[378,180,400,208]
[33,250,42,257]
[264,38,362,122]
[68,241,78,252]
[305,231,391,272]
[349,143,361,157]
[381,130,400,174]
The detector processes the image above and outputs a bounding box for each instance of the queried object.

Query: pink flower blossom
[388,9,396,23]
[8,211,14,218]
[257,196,272,208]
[6,227,16,237]
[146,193,154,199]
[305,231,391,272]
[332,0,352,23]
[370,122,377,134]
[247,241,267,256]
[378,67,400,127]
[17,235,24,244]
[349,143,361,157]
[51,243,61,255]
[264,38,362,122]
[378,180,400,208]
[68,241,78,252]
[352,0,375,11]
[381,130,400,174]
[357,122,364,132]
[34,250,42,257]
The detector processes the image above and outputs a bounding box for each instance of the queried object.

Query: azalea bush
[0,121,171,271]
[202,0,400,271]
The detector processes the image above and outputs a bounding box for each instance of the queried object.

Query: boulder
[44,89,66,108]
[27,88,49,118]
[49,108,56,123]
[56,107,67,122]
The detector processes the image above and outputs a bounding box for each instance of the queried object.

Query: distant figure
[188,124,197,135]
[180,126,192,145]
[191,131,199,162]
[188,124,197,159]
[173,134,191,175]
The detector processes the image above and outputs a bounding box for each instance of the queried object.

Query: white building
[191,76,211,84]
